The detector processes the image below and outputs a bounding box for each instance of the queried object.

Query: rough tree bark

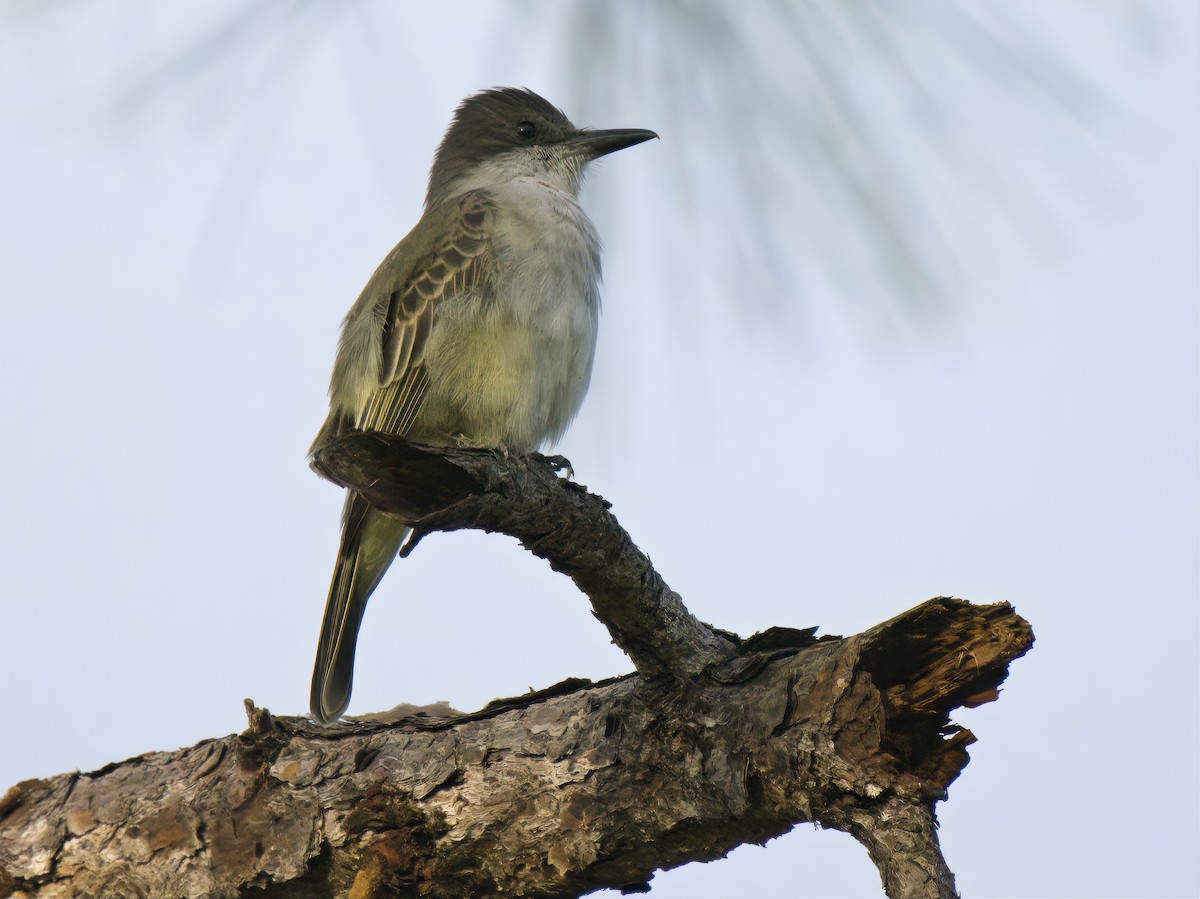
[0,434,1034,899]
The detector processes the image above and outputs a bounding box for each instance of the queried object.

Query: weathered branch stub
[0,435,1033,898]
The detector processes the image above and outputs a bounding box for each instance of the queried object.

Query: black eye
[516,120,536,140]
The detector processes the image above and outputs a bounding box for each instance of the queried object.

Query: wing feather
[365,191,495,436]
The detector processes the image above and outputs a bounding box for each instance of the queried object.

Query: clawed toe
[538,453,574,479]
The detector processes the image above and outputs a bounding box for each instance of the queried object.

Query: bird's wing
[358,190,496,436]
[304,190,492,447]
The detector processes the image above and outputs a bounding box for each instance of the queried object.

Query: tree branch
[310,433,737,680]
[0,435,1034,898]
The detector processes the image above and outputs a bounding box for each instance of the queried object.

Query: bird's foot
[451,432,488,450]
[486,441,516,463]
[536,453,574,480]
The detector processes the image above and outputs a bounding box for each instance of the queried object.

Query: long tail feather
[310,493,409,723]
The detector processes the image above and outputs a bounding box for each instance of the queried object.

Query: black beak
[567,128,659,159]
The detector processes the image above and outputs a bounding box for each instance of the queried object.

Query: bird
[308,87,656,724]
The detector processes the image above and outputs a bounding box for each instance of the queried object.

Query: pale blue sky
[1,3,1196,896]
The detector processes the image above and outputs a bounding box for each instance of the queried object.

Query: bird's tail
[310,492,410,724]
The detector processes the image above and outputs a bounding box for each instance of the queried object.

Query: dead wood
[0,435,1033,898]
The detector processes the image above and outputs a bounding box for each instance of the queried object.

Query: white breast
[420,178,602,450]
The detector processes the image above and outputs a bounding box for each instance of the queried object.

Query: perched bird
[309,88,656,724]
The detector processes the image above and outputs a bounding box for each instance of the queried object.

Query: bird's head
[426,87,656,207]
